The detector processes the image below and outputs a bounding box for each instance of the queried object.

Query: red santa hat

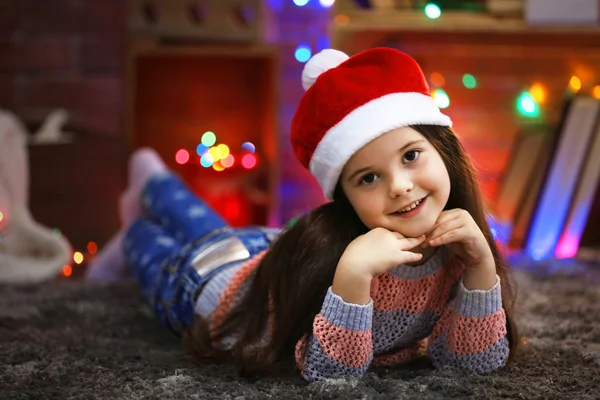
[290,47,452,200]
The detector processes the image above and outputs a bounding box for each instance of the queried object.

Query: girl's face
[340,127,451,238]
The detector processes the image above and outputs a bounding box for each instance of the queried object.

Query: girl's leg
[123,218,191,334]
[140,172,229,244]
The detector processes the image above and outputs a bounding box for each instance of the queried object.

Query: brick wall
[0,0,128,252]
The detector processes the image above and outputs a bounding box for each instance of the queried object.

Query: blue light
[200,153,214,168]
[196,143,208,156]
[293,0,310,6]
[295,45,312,63]
[316,36,331,52]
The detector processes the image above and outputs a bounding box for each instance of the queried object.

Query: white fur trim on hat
[309,92,452,200]
[302,49,349,91]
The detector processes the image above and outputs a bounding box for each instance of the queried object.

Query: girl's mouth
[391,196,427,218]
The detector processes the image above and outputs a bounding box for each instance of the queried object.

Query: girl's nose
[388,174,414,198]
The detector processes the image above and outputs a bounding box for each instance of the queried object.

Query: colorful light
[424,3,441,19]
[293,0,309,6]
[433,89,450,109]
[430,72,445,87]
[175,149,189,165]
[200,153,214,168]
[334,14,350,26]
[212,162,225,172]
[196,143,209,156]
[201,131,217,147]
[462,74,477,89]
[53,228,61,237]
[319,0,335,7]
[242,154,257,169]
[529,83,547,104]
[316,36,331,52]
[62,265,72,277]
[208,146,222,160]
[73,252,84,265]
[242,142,255,153]
[295,44,312,63]
[222,154,235,168]
[592,85,600,99]
[87,241,98,255]
[0,211,3,222]
[569,76,582,92]
[517,92,539,117]
[217,144,230,159]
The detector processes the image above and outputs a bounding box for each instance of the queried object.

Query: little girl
[88,47,518,382]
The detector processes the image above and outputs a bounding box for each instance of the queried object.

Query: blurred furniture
[126,0,281,227]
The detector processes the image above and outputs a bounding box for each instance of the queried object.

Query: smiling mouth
[391,196,427,214]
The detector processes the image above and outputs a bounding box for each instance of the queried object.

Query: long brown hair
[183,125,519,377]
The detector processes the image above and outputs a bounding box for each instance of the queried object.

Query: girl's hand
[423,209,493,268]
[339,227,426,277]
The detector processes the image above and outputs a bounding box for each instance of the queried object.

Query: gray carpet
[1,262,600,400]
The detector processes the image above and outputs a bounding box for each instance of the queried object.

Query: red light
[87,241,98,255]
[62,265,72,277]
[175,149,190,165]
[241,154,257,169]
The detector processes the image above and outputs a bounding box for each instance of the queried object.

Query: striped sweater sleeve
[295,287,374,382]
[427,275,509,374]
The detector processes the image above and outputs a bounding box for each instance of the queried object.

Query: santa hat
[290,47,452,200]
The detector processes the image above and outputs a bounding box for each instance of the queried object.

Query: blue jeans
[123,172,280,335]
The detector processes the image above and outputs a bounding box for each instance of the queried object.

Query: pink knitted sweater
[195,246,509,382]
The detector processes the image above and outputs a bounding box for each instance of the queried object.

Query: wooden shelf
[333,10,600,35]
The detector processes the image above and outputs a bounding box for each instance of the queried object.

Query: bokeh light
[569,76,582,92]
[87,241,98,255]
[200,153,214,168]
[462,74,477,89]
[73,252,84,265]
[222,154,235,168]
[175,149,189,165]
[201,131,217,147]
[242,154,257,169]
[425,3,441,19]
[529,83,547,104]
[295,45,312,63]
[196,143,208,156]
[242,142,255,153]
[433,89,450,109]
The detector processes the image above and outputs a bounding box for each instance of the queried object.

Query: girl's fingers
[398,251,423,264]
[428,228,464,246]
[423,218,463,247]
[400,235,426,250]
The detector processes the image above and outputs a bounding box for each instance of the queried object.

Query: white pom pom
[301,49,349,91]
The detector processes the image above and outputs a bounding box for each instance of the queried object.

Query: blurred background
[0,0,599,280]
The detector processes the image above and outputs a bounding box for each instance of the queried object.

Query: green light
[201,131,216,147]
[462,74,477,89]
[53,228,61,237]
[517,92,539,117]
[425,3,441,19]
[433,89,450,109]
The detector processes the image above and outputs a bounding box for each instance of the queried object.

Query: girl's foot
[84,229,128,282]
[119,148,167,226]
[87,148,167,282]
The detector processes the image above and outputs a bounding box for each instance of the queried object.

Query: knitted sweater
[194,246,510,382]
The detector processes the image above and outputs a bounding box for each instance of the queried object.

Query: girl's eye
[403,150,420,164]
[359,173,379,185]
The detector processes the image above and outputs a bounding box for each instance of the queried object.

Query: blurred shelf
[333,10,600,34]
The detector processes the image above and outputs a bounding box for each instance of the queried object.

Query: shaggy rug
[1,261,599,400]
